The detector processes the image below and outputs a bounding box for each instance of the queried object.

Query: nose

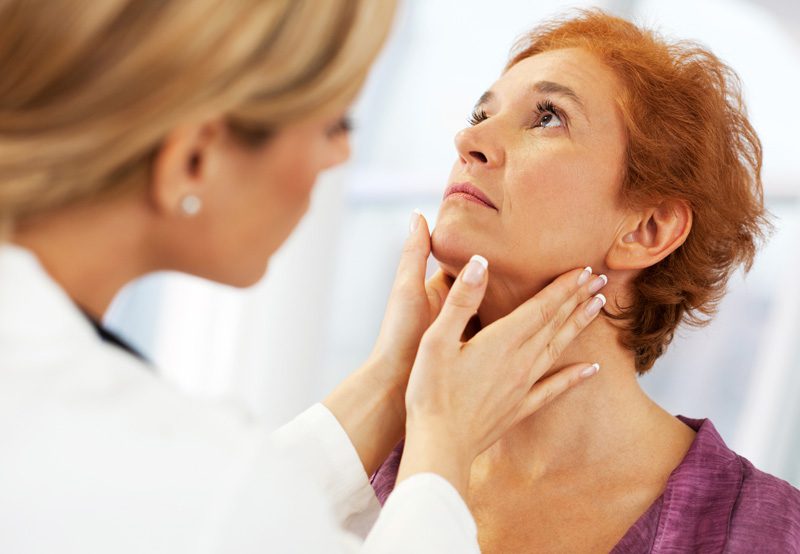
[454,125,504,169]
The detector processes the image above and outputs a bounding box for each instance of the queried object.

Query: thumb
[428,255,489,342]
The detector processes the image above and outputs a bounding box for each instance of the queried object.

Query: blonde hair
[0,0,395,235]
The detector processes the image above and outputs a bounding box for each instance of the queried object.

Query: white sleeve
[363,472,480,553]
[270,403,382,537]
[269,403,480,553]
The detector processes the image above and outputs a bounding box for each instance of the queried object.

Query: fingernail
[462,254,488,285]
[588,274,608,294]
[585,293,606,317]
[577,266,592,286]
[408,209,422,235]
[580,363,600,378]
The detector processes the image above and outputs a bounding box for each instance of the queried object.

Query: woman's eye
[468,108,488,126]
[532,100,567,130]
[538,112,563,128]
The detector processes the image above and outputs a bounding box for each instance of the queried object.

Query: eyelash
[533,99,565,128]
[467,108,488,127]
[327,116,354,137]
[467,99,566,129]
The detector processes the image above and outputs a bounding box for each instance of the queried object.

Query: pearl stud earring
[180,194,202,216]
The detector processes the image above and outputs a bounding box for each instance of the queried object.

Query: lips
[443,182,498,210]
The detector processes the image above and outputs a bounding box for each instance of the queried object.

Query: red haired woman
[373,10,800,553]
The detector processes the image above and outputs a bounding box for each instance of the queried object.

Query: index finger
[485,266,597,347]
[424,269,455,323]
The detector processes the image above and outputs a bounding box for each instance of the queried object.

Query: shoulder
[655,417,800,552]
[728,455,800,552]
[0,338,287,550]
[0,334,271,494]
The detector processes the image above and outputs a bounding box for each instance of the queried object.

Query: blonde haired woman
[0,1,606,552]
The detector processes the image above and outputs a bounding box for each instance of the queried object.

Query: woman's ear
[149,121,219,216]
[606,199,692,270]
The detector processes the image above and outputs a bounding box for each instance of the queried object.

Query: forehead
[494,48,622,120]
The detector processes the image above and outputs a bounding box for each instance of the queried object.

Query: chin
[431,216,489,277]
[236,259,271,288]
[202,256,270,289]
[432,213,559,297]
[228,270,266,289]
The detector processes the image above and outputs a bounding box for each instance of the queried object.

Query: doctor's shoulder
[0,337,337,552]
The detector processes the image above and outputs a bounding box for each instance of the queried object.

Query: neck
[469,275,693,485]
[11,194,155,321]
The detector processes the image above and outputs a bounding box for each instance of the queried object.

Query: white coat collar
[0,242,98,352]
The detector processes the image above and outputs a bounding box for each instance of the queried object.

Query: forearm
[322,357,406,477]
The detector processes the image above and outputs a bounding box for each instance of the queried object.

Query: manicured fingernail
[462,254,488,285]
[408,209,422,235]
[585,293,606,317]
[580,363,600,378]
[577,266,592,286]
[588,274,608,294]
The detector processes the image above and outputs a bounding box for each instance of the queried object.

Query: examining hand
[398,257,608,498]
[323,209,458,475]
[365,210,453,413]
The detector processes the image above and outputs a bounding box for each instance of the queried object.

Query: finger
[424,269,455,324]
[521,292,607,373]
[540,272,607,342]
[427,255,489,343]
[494,267,605,348]
[390,209,431,297]
[511,362,600,426]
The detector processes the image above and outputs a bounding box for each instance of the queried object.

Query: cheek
[505,150,623,270]
[508,154,592,238]
[245,153,317,248]
[257,153,316,205]
[214,144,317,259]
[252,133,325,212]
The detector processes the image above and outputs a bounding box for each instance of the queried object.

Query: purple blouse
[371,416,800,552]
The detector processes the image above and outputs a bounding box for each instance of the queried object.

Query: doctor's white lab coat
[0,244,480,553]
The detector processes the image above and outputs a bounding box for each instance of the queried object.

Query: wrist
[398,423,475,501]
[360,353,408,421]
[322,356,410,476]
[404,418,474,462]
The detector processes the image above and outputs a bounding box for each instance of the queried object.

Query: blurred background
[106,0,800,486]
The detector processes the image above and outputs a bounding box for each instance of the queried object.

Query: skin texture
[431,48,697,553]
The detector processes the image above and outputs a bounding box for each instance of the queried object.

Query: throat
[467,406,696,554]
[470,362,694,484]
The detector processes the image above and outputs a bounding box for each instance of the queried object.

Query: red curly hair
[508,10,770,374]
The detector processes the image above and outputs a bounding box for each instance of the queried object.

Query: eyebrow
[476,80,589,121]
[476,90,495,107]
